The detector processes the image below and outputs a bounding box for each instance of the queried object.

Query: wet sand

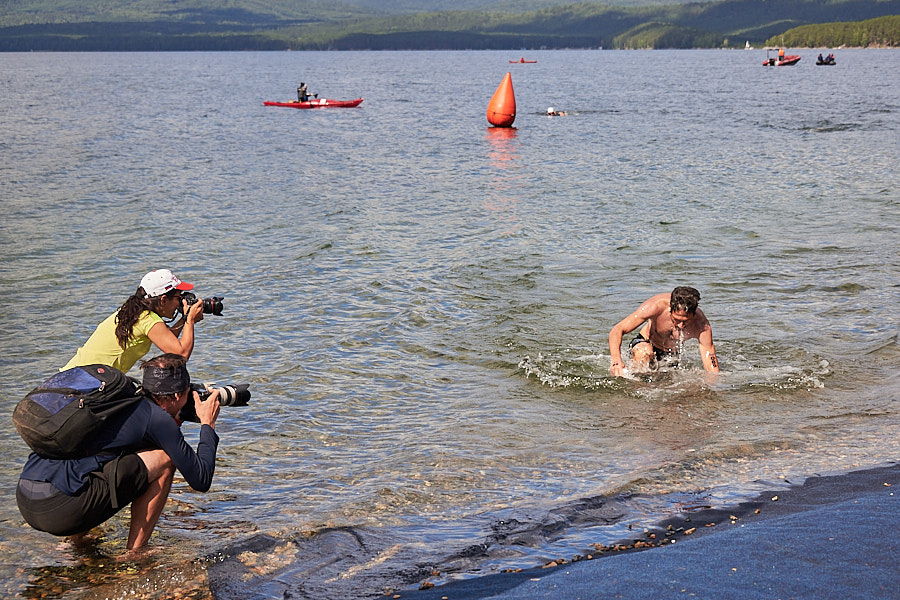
[399,463,899,599]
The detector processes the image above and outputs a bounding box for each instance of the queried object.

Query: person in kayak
[297,82,317,102]
[608,286,719,376]
[61,269,206,374]
[17,353,221,556]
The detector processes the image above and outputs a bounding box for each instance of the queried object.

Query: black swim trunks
[16,453,149,537]
[629,334,678,367]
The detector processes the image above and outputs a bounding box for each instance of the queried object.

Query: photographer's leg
[126,449,175,552]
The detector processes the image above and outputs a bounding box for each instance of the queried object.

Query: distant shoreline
[1,4,897,52]
[2,46,895,53]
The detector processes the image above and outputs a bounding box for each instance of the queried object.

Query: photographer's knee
[138,449,174,481]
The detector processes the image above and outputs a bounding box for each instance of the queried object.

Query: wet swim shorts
[629,334,677,367]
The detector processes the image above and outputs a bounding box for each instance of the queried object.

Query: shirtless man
[608,286,719,376]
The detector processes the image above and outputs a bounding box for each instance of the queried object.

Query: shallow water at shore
[0,48,898,598]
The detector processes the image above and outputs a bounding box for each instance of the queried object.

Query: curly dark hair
[114,287,179,349]
[670,286,701,314]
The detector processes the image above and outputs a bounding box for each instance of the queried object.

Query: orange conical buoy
[486,72,516,128]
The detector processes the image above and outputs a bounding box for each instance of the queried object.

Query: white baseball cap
[140,269,194,298]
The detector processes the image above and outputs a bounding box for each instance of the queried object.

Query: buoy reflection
[484,126,522,235]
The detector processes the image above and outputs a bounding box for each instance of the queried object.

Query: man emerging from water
[608,286,719,376]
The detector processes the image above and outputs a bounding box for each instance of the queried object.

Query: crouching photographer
[16,353,247,556]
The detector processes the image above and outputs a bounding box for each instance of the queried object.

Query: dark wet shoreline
[398,462,900,599]
[200,463,899,599]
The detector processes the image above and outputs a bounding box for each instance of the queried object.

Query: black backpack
[13,364,143,459]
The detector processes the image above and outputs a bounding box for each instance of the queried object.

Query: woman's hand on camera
[184,299,205,325]
[193,389,221,429]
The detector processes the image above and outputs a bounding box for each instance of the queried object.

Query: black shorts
[16,453,149,537]
[629,334,677,366]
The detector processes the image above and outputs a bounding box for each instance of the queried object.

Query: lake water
[0,48,898,599]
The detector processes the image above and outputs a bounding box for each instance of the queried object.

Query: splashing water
[675,328,686,365]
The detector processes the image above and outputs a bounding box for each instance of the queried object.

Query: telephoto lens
[179,383,251,422]
[194,383,250,407]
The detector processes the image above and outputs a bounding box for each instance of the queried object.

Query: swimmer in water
[608,286,719,376]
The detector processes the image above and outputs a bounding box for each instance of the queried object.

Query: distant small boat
[816,54,837,65]
[763,50,801,66]
[764,56,800,66]
[263,98,363,109]
[509,57,537,63]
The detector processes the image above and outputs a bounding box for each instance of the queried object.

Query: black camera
[179,382,251,423]
[182,292,224,316]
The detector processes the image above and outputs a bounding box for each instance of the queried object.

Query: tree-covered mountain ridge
[0,0,716,26]
[771,14,899,47]
[1,0,898,50]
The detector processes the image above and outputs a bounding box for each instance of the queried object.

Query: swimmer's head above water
[670,286,701,315]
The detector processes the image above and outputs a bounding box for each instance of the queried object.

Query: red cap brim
[176,281,194,291]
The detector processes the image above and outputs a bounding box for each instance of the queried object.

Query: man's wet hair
[670,286,701,314]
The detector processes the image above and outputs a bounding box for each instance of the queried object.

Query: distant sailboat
[745,41,754,50]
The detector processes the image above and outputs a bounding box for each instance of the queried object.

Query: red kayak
[509,58,537,63]
[263,98,364,109]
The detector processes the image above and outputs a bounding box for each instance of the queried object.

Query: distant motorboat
[763,49,801,66]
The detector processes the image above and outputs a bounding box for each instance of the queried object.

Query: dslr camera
[179,382,251,423]
[181,291,224,316]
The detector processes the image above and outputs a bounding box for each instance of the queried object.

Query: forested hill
[1,0,898,51]
[768,14,900,47]
[0,0,701,26]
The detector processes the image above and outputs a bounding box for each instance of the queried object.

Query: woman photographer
[62,269,205,373]
[17,353,221,555]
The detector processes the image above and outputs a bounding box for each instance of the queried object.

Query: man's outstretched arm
[698,325,719,373]
[609,296,664,376]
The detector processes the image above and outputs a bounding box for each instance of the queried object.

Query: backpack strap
[107,451,127,510]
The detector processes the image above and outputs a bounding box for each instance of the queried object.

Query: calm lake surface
[0,49,898,599]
